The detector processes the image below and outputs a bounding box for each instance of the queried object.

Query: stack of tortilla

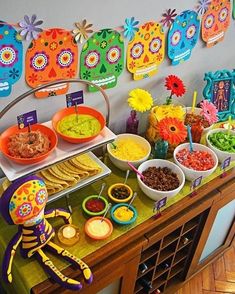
[37,153,102,196]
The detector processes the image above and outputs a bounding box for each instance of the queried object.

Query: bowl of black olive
[108,183,133,203]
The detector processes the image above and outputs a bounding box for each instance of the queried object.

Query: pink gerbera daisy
[200,100,218,125]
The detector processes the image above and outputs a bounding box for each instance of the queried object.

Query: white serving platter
[0,152,112,204]
[0,122,116,181]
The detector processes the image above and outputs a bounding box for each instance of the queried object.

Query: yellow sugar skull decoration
[127,21,165,81]
[202,0,231,47]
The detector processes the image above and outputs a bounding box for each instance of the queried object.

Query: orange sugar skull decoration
[202,0,231,48]
[127,21,165,81]
[25,28,78,98]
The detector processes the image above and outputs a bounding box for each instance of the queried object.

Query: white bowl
[206,128,235,163]
[173,143,218,181]
[137,159,185,201]
[185,107,213,134]
[107,133,151,171]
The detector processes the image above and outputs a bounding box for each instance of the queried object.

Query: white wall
[0,0,235,134]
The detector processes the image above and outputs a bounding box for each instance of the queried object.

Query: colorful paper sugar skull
[25,28,78,98]
[168,10,200,65]
[202,0,231,47]
[0,175,93,291]
[127,22,165,80]
[0,21,23,97]
[80,28,124,92]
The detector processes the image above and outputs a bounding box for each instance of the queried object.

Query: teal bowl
[110,203,137,225]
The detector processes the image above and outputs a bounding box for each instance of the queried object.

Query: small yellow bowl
[108,183,133,203]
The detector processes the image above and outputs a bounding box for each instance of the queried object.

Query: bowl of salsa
[52,105,105,143]
[82,195,109,217]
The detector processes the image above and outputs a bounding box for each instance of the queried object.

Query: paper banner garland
[123,17,139,41]
[196,0,211,16]
[0,21,23,98]
[168,10,200,65]
[127,21,165,81]
[80,28,124,92]
[201,0,231,48]
[25,28,78,98]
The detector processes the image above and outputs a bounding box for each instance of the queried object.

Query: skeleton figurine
[0,175,93,291]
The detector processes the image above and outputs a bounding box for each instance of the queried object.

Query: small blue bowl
[110,203,137,225]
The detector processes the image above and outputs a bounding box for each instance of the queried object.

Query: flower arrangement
[165,75,186,105]
[199,100,218,126]
[127,88,153,112]
[157,117,187,145]
[126,88,153,134]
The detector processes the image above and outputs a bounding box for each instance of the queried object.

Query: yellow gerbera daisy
[128,89,153,112]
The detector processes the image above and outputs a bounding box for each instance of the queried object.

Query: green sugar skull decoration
[80,29,124,92]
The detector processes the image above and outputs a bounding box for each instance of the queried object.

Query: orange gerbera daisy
[158,117,187,145]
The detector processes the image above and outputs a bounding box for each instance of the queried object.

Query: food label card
[17,110,37,129]
[221,157,231,170]
[66,90,84,107]
[153,197,167,219]
[191,176,203,190]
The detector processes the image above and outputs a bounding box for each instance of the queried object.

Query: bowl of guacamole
[52,105,105,143]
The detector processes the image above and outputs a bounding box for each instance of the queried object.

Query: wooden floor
[174,241,235,294]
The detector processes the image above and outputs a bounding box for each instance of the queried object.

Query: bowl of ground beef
[137,159,185,201]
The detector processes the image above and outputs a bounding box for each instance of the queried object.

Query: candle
[62,225,76,239]
[58,224,80,246]
[191,91,197,114]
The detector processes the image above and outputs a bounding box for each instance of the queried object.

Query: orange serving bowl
[52,105,106,144]
[0,124,57,165]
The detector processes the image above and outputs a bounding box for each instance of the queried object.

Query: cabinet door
[188,184,235,277]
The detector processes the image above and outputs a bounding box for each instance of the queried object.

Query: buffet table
[0,154,234,294]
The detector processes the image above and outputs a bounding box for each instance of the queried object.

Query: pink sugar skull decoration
[202,0,231,47]
[25,28,78,98]
[127,21,165,80]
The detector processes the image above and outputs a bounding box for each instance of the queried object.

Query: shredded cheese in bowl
[110,138,148,161]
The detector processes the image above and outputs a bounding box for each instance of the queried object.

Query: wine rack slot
[134,209,207,293]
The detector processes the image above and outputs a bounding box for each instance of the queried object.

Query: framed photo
[203,69,235,121]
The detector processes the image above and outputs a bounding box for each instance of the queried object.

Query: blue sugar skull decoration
[168,10,200,66]
[0,21,23,97]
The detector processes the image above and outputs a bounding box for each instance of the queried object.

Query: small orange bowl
[52,106,106,144]
[0,124,57,165]
[84,217,113,240]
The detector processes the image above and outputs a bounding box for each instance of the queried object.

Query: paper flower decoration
[73,19,94,43]
[18,14,43,41]
[123,17,139,41]
[157,117,187,145]
[128,88,153,113]
[200,100,218,125]
[160,9,177,27]
[196,0,211,16]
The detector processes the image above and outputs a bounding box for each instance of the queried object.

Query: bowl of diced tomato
[173,143,218,181]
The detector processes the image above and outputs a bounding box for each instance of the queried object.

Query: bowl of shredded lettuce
[206,128,235,162]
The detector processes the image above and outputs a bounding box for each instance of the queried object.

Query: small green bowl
[110,203,137,225]
[82,195,108,217]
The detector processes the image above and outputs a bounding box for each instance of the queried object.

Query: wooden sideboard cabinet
[31,169,235,294]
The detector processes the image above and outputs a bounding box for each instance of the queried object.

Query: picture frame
[203,69,235,121]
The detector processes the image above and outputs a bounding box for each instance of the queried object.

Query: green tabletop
[0,154,234,294]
